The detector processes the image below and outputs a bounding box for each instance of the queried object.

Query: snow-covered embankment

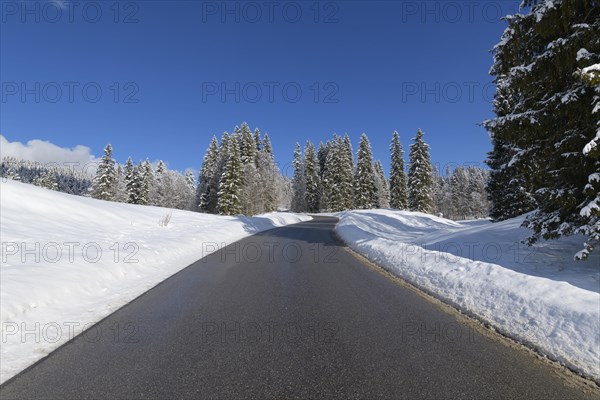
[0,180,310,383]
[336,209,600,382]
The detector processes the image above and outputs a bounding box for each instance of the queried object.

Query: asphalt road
[1,216,598,399]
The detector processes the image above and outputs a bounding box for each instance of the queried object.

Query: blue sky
[0,0,521,175]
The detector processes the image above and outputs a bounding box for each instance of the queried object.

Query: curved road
[1,217,598,399]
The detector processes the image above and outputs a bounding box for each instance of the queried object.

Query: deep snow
[0,179,310,383]
[336,209,600,382]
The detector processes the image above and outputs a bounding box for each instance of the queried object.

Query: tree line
[0,157,92,195]
[1,123,491,220]
[88,122,287,214]
[289,129,490,219]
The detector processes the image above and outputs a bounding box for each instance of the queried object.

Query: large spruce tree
[91,144,117,201]
[291,143,307,212]
[354,133,377,209]
[408,129,434,213]
[389,131,408,209]
[304,141,320,212]
[218,136,243,215]
[484,0,599,258]
[197,136,220,212]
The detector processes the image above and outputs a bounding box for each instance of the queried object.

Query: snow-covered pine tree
[408,129,434,213]
[217,135,243,215]
[239,122,257,166]
[1,157,21,181]
[304,141,320,212]
[484,0,599,258]
[317,141,328,179]
[450,167,469,219]
[33,169,58,191]
[486,137,536,221]
[317,141,329,209]
[389,131,408,209]
[124,157,138,204]
[253,128,262,153]
[353,133,377,209]
[137,160,153,205]
[197,136,219,213]
[205,132,230,214]
[184,169,196,209]
[263,133,273,158]
[432,167,452,218]
[320,134,353,211]
[469,167,492,219]
[341,135,355,209]
[577,37,600,259]
[239,123,264,215]
[374,160,390,208]
[291,143,307,212]
[132,161,148,205]
[322,135,342,211]
[152,160,167,207]
[91,144,117,201]
[255,143,282,213]
[114,164,128,203]
[240,162,260,215]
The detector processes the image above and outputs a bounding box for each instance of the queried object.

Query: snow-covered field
[0,180,310,384]
[336,209,600,382]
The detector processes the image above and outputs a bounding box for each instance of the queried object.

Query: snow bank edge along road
[335,209,600,383]
[0,180,311,384]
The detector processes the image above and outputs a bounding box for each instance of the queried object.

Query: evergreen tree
[253,128,262,153]
[318,141,331,209]
[218,136,243,215]
[197,136,219,212]
[206,132,230,213]
[408,129,434,213]
[317,141,328,179]
[486,138,536,221]
[138,160,153,205]
[389,131,408,209]
[322,135,343,211]
[304,141,320,212]
[263,133,273,158]
[2,158,21,181]
[124,157,138,204]
[321,134,354,211]
[484,0,599,258]
[450,167,472,220]
[114,164,128,203]
[153,160,167,206]
[291,143,307,212]
[353,133,377,209]
[340,134,355,210]
[239,122,257,166]
[91,144,117,201]
[255,144,281,213]
[374,160,390,208]
[433,166,453,218]
[33,169,58,191]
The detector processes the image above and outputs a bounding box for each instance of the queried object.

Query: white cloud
[49,0,68,10]
[0,135,99,174]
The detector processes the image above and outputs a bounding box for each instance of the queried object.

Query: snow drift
[336,209,600,382]
[0,179,310,383]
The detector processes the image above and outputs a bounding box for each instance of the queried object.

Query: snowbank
[336,209,600,382]
[0,180,310,383]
